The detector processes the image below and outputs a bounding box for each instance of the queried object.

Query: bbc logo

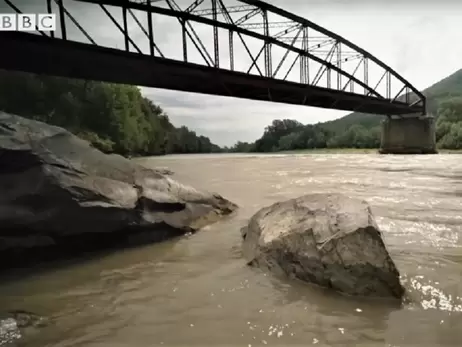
[0,13,56,32]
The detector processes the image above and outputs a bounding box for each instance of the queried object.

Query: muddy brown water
[1,153,462,346]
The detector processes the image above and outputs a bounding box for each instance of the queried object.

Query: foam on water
[0,319,21,346]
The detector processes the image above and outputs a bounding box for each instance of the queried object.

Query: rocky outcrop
[241,194,404,298]
[0,112,237,266]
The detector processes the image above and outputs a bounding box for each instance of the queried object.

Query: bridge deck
[0,32,423,115]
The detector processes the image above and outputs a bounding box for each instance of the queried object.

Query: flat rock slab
[241,193,404,298]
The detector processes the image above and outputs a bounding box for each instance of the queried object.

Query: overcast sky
[9,0,462,146]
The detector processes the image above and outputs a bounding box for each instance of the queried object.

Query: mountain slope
[320,68,462,133]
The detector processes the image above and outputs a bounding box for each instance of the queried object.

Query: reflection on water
[1,153,462,346]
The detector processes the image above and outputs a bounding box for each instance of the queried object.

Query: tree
[230,141,254,152]
[253,119,305,152]
[435,96,462,149]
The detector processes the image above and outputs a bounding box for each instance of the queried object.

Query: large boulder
[0,112,237,261]
[241,194,404,299]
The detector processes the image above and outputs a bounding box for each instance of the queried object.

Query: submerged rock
[152,167,174,176]
[0,112,237,264]
[7,310,47,329]
[241,193,404,298]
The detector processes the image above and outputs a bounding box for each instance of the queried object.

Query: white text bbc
[0,14,56,32]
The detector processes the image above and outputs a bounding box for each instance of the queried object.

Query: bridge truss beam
[0,0,426,115]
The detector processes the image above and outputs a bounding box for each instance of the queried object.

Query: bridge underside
[0,32,423,115]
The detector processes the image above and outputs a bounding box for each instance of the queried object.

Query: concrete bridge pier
[379,115,437,154]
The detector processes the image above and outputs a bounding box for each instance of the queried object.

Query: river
[1,153,462,346]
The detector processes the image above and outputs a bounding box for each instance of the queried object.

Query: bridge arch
[0,0,425,115]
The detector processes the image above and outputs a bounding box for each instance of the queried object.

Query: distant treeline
[0,70,221,156]
[224,119,381,153]
[225,96,462,153]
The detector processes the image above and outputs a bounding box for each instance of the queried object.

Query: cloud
[6,0,462,146]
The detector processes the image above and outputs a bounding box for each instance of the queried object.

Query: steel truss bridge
[0,0,426,115]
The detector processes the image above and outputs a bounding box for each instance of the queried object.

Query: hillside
[321,68,462,133]
[235,68,462,152]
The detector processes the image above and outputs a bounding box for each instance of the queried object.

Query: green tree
[0,69,222,156]
[435,96,462,149]
[229,141,254,152]
[253,119,304,152]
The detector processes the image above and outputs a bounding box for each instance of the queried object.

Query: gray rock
[241,193,404,299]
[0,112,237,254]
[152,167,174,176]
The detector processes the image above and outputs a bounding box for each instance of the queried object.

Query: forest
[0,69,221,156]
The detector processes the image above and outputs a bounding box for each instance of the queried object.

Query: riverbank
[237,148,462,155]
[274,148,379,154]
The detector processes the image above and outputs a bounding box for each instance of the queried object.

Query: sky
[7,0,462,146]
